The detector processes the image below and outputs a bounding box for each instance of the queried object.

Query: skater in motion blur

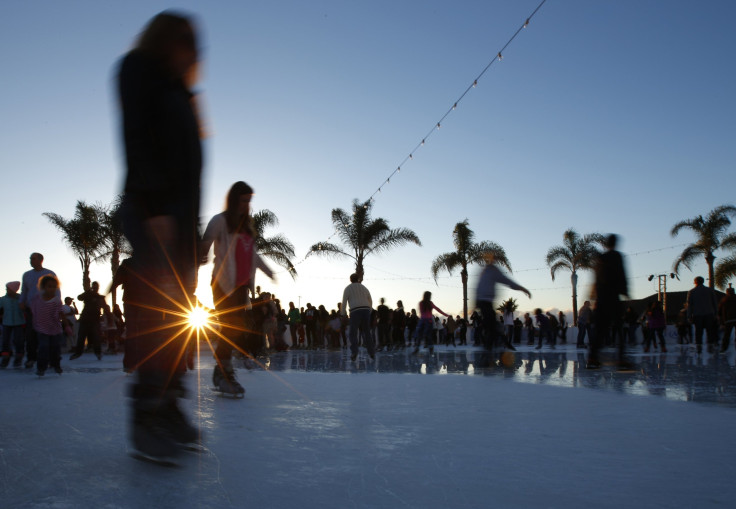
[200,181,275,396]
[117,11,203,462]
[587,234,630,370]
[475,253,531,351]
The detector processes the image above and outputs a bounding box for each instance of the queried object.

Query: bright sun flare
[188,306,210,330]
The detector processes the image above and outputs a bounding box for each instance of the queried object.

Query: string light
[296,0,549,270]
[356,0,547,207]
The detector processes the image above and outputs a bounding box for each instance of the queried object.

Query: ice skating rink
[2,344,736,509]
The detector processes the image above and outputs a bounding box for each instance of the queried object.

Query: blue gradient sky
[1,0,734,317]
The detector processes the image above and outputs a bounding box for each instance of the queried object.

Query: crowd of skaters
[3,253,736,377]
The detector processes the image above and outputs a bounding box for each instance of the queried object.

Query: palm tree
[671,204,736,288]
[714,232,736,290]
[43,201,107,292]
[252,209,298,279]
[497,298,518,314]
[94,197,132,307]
[545,228,604,326]
[306,199,421,279]
[430,220,510,321]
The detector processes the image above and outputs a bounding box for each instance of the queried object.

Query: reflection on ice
[254,345,736,408]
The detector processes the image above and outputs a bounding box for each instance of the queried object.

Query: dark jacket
[119,50,201,221]
[594,250,628,302]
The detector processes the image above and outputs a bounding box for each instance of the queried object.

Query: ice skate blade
[212,387,245,398]
[129,450,180,468]
[180,442,208,453]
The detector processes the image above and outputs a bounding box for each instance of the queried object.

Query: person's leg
[705,315,718,351]
[121,200,200,457]
[576,325,585,347]
[348,314,360,358]
[72,321,89,357]
[359,309,375,357]
[11,326,24,366]
[50,333,62,371]
[657,328,666,352]
[24,309,38,366]
[36,333,50,374]
[478,303,497,350]
[589,308,609,367]
[693,316,705,352]
[91,323,103,358]
[289,324,297,348]
[211,285,247,393]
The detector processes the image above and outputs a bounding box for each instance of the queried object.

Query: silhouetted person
[719,287,736,352]
[341,273,374,361]
[392,300,406,348]
[69,281,104,360]
[576,300,592,348]
[588,234,630,370]
[117,11,203,461]
[19,252,59,369]
[376,298,390,351]
[687,276,719,354]
[644,300,666,353]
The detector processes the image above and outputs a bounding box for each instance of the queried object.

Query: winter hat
[6,281,20,293]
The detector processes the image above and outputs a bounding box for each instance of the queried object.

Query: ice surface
[2,344,735,509]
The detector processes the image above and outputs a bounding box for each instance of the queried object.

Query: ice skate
[129,403,181,467]
[0,354,10,368]
[212,360,245,398]
[164,399,203,451]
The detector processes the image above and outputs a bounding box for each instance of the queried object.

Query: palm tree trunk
[461,269,468,321]
[571,272,578,326]
[81,255,90,292]
[706,252,716,289]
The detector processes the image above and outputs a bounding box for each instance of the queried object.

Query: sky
[1,0,735,318]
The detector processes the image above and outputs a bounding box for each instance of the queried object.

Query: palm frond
[471,241,511,272]
[252,209,279,237]
[365,227,421,256]
[715,254,736,290]
[672,244,704,274]
[306,242,353,261]
[430,252,462,281]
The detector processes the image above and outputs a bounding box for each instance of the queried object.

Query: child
[30,275,69,376]
[0,281,25,368]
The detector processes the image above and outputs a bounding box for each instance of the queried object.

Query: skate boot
[213,360,245,398]
[163,398,202,450]
[129,400,180,465]
[0,353,10,368]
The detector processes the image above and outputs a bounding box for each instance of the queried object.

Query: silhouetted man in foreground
[588,234,630,370]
